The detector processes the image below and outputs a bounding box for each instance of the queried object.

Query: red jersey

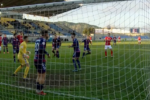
[0,36,2,46]
[105,36,112,45]
[138,37,141,40]
[17,35,23,44]
[90,36,92,40]
[118,37,121,40]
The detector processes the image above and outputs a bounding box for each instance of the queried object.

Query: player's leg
[76,52,81,70]
[13,64,23,76]
[105,45,107,57]
[56,47,59,58]
[13,49,16,62]
[72,52,78,72]
[109,46,113,57]
[35,63,46,95]
[3,46,5,54]
[6,45,9,53]
[86,47,91,55]
[52,48,55,56]
[23,63,30,79]
[82,48,86,58]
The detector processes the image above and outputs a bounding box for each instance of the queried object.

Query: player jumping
[34,30,50,95]
[113,35,117,45]
[12,33,20,62]
[52,35,61,58]
[69,32,81,72]
[138,36,141,45]
[0,33,2,53]
[2,34,9,54]
[82,36,92,58]
[105,33,113,57]
[13,36,30,80]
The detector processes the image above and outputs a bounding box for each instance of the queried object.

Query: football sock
[105,51,107,56]
[3,48,5,52]
[76,59,81,68]
[36,82,40,90]
[56,51,59,58]
[23,66,29,79]
[14,66,22,74]
[111,50,113,56]
[72,59,77,70]
[82,52,85,57]
[6,48,8,52]
[14,55,16,62]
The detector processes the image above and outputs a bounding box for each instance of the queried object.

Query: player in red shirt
[0,33,2,53]
[118,36,121,42]
[138,36,141,45]
[17,32,23,44]
[104,33,113,57]
[90,36,92,43]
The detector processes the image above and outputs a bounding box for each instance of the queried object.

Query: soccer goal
[0,0,150,100]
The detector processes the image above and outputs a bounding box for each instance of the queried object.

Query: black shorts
[73,52,80,58]
[34,61,46,74]
[13,48,19,54]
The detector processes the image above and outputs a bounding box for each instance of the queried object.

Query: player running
[13,36,30,80]
[52,35,61,58]
[113,35,117,45]
[2,34,9,54]
[69,32,81,72]
[17,31,23,44]
[0,33,2,53]
[138,36,141,45]
[12,33,20,62]
[34,30,50,95]
[118,36,121,42]
[104,33,113,57]
[82,36,92,58]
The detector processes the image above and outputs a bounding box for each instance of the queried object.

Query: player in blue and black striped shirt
[2,34,9,54]
[69,32,81,72]
[12,33,20,62]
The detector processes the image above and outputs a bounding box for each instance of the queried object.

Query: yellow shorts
[18,56,29,65]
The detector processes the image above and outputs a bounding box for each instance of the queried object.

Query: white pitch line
[0,82,100,100]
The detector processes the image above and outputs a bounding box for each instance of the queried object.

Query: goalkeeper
[13,36,30,80]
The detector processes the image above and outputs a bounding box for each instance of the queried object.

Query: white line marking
[0,82,100,100]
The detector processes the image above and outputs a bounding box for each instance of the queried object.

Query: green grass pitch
[0,41,150,100]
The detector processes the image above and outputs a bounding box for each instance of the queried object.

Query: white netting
[0,0,150,100]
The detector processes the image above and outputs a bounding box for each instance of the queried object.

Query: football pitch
[0,41,150,100]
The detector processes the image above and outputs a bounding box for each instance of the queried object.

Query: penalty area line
[0,82,100,100]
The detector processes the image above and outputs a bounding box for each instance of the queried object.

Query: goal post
[0,0,150,100]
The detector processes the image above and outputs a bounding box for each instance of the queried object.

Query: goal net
[0,0,150,100]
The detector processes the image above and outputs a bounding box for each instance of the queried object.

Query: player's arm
[69,41,76,48]
[39,43,50,58]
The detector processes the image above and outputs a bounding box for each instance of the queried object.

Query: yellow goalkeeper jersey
[18,41,27,58]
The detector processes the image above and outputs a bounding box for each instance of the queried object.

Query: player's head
[4,34,6,37]
[54,34,57,39]
[114,35,115,37]
[41,30,49,40]
[0,33,2,36]
[24,36,28,42]
[71,32,76,39]
[108,33,110,36]
[20,31,23,36]
[86,36,89,39]
[14,33,17,38]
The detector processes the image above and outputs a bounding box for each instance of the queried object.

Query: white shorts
[105,45,112,49]
[138,40,141,42]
